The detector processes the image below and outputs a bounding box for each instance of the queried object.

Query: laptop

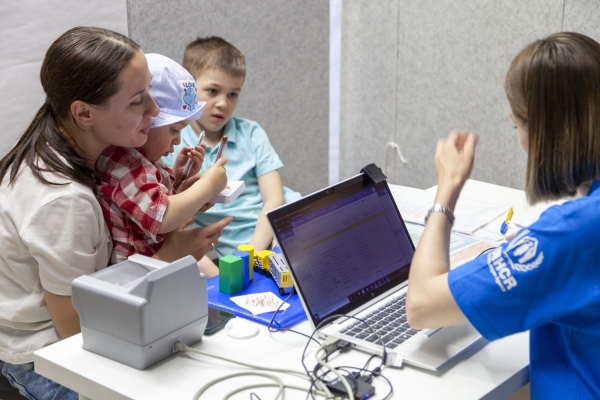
[266,172,483,371]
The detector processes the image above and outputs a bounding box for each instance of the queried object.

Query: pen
[181,130,205,183]
[214,135,228,163]
[500,207,513,234]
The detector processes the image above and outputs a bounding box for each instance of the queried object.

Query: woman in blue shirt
[406,32,600,399]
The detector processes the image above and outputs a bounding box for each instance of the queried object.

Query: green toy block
[219,255,243,294]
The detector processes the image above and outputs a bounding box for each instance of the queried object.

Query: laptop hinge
[361,163,387,183]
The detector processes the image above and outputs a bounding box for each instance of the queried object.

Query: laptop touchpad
[429,323,481,348]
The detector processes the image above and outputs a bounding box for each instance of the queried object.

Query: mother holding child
[0,27,231,398]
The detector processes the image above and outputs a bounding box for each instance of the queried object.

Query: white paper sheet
[389,184,509,234]
[405,222,479,254]
[230,292,291,315]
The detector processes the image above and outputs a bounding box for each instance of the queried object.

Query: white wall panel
[0,0,128,157]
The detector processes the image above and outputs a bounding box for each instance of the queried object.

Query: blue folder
[206,273,307,329]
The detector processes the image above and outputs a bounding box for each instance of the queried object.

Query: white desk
[34,180,542,400]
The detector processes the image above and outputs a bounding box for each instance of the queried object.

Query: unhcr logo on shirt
[486,229,544,292]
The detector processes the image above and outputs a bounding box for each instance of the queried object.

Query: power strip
[325,372,376,399]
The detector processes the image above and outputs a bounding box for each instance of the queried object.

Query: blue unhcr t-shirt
[163,117,301,257]
[448,180,600,399]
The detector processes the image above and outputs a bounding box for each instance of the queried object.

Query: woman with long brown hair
[0,27,231,398]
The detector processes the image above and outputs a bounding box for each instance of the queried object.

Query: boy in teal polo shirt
[163,37,301,275]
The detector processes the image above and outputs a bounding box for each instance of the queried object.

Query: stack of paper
[389,185,509,235]
[404,222,478,255]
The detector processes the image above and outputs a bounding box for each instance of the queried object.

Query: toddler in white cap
[95,53,229,271]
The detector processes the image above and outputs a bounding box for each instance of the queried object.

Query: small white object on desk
[209,180,245,203]
[225,318,259,339]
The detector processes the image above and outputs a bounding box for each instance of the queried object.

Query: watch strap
[425,203,455,225]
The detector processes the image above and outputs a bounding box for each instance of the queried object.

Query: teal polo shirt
[163,117,301,257]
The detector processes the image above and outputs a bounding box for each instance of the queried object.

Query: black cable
[264,270,391,399]
[362,354,378,371]
[305,378,315,400]
[326,365,394,400]
[249,393,262,400]
[300,315,350,399]
[267,289,294,331]
[373,371,393,400]
[300,314,346,377]
[301,314,387,400]
[311,341,356,392]
[283,328,321,345]
[312,350,329,379]
[305,376,336,400]
[476,246,496,258]
[338,315,387,370]
[266,289,322,345]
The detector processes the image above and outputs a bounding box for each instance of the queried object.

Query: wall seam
[561,0,566,31]
[328,0,342,185]
[126,0,132,36]
[392,0,401,183]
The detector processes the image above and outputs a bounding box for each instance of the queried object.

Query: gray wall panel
[340,1,399,180]
[340,1,567,191]
[393,0,563,189]
[128,0,329,196]
[563,0,600,41]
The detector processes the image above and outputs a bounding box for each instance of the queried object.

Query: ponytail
[0,26,140,192]
[0,102,96,191]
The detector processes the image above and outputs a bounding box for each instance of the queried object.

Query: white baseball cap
[145,53,205,128]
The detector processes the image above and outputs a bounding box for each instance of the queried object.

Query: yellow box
[254,250,275,272]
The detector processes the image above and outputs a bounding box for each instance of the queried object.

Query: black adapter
[325,372,376,399]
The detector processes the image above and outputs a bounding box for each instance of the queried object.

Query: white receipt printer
[71,254,208,369]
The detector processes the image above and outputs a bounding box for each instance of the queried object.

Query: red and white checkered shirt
[96,145,175,265]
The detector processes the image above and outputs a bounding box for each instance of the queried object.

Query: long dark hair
[0,26,141,191]
[505,32,600,204]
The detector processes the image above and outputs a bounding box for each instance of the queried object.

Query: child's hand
[173,144,206,178]
[201,157,228,195]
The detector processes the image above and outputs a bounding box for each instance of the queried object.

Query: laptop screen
[267,173,415,328]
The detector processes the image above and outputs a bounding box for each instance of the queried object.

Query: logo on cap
[180,80,197,111]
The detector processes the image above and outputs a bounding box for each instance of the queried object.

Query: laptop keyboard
[339,294,420,349]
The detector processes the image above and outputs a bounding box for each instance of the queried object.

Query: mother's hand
[434,130,479,209]
[154,216,233,262]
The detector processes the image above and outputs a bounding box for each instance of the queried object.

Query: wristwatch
[424,203,455,225]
